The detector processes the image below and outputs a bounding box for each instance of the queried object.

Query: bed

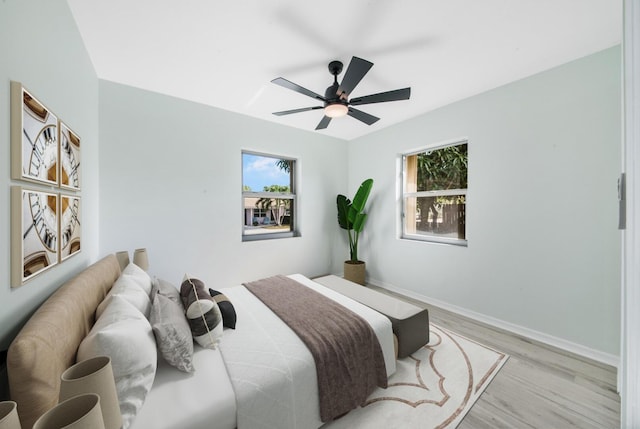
[7,255,396,429]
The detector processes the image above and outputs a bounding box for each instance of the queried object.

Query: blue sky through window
[242,153,290,191]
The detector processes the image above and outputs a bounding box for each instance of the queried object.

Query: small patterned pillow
[209,288,237,329]
[150,292,194,372]
[180,276,223,348]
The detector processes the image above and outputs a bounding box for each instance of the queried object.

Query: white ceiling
[66,0,621,141]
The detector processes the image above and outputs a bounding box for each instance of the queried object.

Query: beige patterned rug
[324,324,508,429]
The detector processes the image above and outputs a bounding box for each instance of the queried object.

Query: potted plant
[337,178,373,285]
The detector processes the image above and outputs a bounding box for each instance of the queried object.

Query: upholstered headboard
[7,254,121,429]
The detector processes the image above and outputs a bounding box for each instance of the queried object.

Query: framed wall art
[59,194,81,261]
[11,81,59,186]
[59,121,81,190]
[11,186,59,287]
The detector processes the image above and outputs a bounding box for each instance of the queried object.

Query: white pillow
[97,275,152,319]
[122,263,153,296]
[78,296,157,429]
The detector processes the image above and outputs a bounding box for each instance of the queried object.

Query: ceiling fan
[271,56,411,130]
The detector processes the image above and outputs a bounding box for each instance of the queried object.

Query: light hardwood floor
[368,285,621,429]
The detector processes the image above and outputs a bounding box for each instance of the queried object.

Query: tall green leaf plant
[337,178,373,262]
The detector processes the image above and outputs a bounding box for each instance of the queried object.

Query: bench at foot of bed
[313,275,429,359]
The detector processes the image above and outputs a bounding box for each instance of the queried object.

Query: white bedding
[132,274,395,429]
[132,346,236,429]
[220,274,395,429]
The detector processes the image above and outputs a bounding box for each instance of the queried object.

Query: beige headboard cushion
[7,254,121,429]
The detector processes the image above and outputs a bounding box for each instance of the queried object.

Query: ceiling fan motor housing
[325,82,348,106]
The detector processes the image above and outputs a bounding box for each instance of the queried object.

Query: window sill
[242,231,300,242]
[401,234,468,247]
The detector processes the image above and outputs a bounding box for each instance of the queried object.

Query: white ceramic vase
[59,356,121,429]
[33,394,105,429]
[0,401,21,429]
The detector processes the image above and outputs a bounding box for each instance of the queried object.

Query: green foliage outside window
[405,142,468,241]
[416,144,468,191]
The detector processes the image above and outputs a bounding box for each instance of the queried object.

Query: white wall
[98,81,347,287]
[344,47,622,357]
[0,0,99,349]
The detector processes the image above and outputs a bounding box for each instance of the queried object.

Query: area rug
[323,324,508,429]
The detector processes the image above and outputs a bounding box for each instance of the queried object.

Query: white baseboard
[365,275,620,369]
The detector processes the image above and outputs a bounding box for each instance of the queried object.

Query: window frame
[241,150,298,242]
[400,139,468,246]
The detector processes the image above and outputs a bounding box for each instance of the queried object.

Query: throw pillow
[180,277,223,348]
[97,275,152,320]
[122,262,153,296]
[208,288,237,329]
[151,278,181,304]
[150,293,194,372]
[77,296,157,429]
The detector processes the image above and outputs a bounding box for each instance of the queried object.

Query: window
[242,151,297,241]
[401,140,468,245]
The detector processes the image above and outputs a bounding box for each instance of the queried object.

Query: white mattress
[132,346,236,429]
[131,274,395,429]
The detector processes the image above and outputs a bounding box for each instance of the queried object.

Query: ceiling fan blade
[315,115,332,130]
[350,87,411,106]
[337,57,373,98]
[271,77,326,101]
[273,106,323,116]
[348,107,379,126]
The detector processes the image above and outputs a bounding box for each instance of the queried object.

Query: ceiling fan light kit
[324,103,348,118]
[271,56,411,130]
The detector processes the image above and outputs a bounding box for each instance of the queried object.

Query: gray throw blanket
[244,275,387,422]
